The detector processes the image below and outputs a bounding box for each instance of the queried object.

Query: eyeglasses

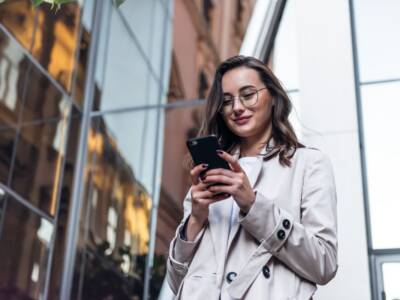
[219,87,267,115]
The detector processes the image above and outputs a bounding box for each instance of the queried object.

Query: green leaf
[32,0,43,6]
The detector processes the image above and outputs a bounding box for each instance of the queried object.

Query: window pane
[0,126,16,185]
[354,0,400,82]
[0,0,36,51]
[47,110,81,300]
[72,0,94,107]
[94,8,159,111]
[10,107,72,216]
[0,190,54,300]
[31,2,83,92]
[0,28,30,128]
[72,109,159,299]
[120,0,155,60]
[382,262,400,300]
[361,82,400,248]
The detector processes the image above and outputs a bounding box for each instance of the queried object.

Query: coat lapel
[207,138,276,285]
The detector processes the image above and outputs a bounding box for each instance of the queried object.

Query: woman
[166,55,338,299]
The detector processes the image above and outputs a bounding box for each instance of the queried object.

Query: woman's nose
[232,98,245,113]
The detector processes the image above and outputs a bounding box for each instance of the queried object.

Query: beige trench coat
[166,145,338,300]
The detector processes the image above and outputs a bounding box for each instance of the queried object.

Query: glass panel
[10,105,71,216]
[150,0,168,80]
[72,0,94,107]
[0,0,36,51]
[0,190,54,300]
[153,105,203,298]
[272,0,299,91]
[21,62,70,123]
[94,8,157,111]
[31,1,82,92]
[48,109,81,300]
[72,109,159,299]
[382,262,400,300]
[0,126,16,185]
[0,28,31,128]
[354,0,400,82]
[120,0,155,58]
[361,82,400,248]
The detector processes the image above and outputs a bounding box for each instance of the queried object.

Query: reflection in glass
[382,262,400,300]
[73,0,93,107]
[48,109,81,300]
[361,82,400,248]
[72,110,158,299]
[0,28,30,128]
[10,107,71,216]
[95,8,158,110]
[31,2,82,92]
[0,126,16,185]
[0,190,54,300]
[0,0,36,50]
[354,0,400,82]
[120,0,155,60]
[21,62,70,123]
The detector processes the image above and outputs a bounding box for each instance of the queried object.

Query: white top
[228,156,259,234]
[223,156,259,300]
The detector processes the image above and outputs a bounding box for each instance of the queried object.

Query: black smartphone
[186,135,230,174]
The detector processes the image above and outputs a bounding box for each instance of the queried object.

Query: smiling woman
[166,55,338,300]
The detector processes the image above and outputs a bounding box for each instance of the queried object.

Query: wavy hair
[198,55,304,167]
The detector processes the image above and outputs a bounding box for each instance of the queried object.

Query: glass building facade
[0,0,173,299]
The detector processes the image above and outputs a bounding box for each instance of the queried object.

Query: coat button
[282,219,291,229]
[277,229,286,240]
[262,265,270,279]
[226,271,237,283]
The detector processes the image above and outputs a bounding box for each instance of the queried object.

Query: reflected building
[0,0,172,299]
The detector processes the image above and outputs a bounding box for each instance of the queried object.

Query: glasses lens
[239,89,258,107]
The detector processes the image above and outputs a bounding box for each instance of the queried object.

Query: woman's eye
[223,99,233,105]
[241,92,256,100]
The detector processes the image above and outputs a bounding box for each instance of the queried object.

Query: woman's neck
[240,124,272,157]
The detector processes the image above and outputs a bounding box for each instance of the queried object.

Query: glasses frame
[218,87,268,115]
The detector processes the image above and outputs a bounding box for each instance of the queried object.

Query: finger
[207,184,232,195]
[204,168,236,178]
[199,194,230,205]
[203,174,235,185]
[192,190,215,200]
[217,150,242,172]
[190,163,209,185]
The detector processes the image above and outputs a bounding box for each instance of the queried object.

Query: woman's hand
[203,150,256,213]
[187,163,230,241]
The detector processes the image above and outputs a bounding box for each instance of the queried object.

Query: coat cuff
[238,191,294,254]
[169,215,206,272]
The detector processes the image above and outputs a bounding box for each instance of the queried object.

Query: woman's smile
[233,115,252,125]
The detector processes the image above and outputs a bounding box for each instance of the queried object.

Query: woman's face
[221,66,273,141]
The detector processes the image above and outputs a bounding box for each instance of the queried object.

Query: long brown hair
[198,55,304,167]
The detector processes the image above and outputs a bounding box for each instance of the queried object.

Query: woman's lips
[233,116,251,125]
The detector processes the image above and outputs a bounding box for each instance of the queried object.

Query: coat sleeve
[166,189,206,294]
[238,150,338,285]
